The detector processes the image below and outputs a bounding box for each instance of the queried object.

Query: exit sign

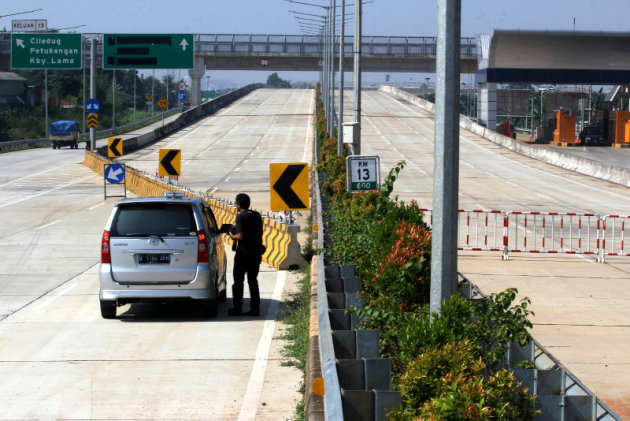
[103,33,194,69]
[11,33,82,69]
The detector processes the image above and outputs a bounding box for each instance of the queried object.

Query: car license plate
[138,253,170,264]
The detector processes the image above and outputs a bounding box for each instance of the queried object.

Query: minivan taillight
[198,229,209,263]
[101,230,111,263]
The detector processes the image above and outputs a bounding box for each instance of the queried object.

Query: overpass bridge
[0,32,479,73]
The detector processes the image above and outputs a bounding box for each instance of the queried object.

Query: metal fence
[420,207,630,263]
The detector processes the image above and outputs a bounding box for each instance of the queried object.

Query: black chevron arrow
[273,164,306,209]
[109,138,122,157]
[160,150,180,175]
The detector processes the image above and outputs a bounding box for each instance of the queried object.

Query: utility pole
[430,0,461,317]
[337,0,345,155]
[352,0,361,155]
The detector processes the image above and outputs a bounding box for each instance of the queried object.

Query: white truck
[49,120,80,149]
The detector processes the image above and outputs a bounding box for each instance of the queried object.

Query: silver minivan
[99,192,227,319]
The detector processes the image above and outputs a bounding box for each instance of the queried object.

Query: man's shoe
[244,309,260,316]
[227,308,243,316]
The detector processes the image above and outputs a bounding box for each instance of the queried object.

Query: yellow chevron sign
[269,163,309,211]
[87,113,98,128]
[108,137,123,157]
[159,149,181,176]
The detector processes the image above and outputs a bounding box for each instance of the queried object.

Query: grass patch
[279,264,312,421]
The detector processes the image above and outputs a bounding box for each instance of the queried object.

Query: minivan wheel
[200,299,218,318]
[100,300,116,319]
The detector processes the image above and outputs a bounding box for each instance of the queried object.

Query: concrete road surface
[0,89,313,420]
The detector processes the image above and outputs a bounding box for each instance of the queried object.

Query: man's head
[235,193,251,210]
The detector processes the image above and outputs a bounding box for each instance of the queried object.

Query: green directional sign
[103,34,194,69]
[11,33,82,69]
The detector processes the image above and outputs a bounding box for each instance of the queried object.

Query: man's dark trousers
[232,253,261,313]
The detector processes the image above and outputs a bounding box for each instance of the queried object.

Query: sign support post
[90,39,96,150]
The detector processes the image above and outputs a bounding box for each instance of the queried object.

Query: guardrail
[0,108,181,152]
[460,275,622,420]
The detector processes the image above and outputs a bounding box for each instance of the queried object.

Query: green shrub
[398,290,533,372]
[389,340,538,421]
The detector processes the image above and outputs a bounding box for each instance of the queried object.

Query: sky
[4,0,630,87]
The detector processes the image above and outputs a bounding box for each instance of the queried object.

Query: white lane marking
[32,283,78,312]
[89,203,105,210]
[303,96,315,162]
[0,167,58,187]
[234,167,241,172]
[210,188,218,195]
[0,174,96,208]
[37,220,60,230]
[238,270,287,421]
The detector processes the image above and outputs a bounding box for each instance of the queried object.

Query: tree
[266,72,291,88]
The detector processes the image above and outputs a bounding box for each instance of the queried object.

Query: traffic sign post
[11,33,82,69]
[103,34,194,69]
[270,163,309,212]
[347,155,380,193]
[103,163,127,199]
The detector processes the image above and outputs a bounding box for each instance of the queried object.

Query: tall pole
[430,0,461,317]
[133,70,137,122]
[112,69,116,129]
[44,69,48,138]
[90,38,96,150]
[337,0,345,155]
[330,0,335,137]
[324,9,330,134]
[151,70,155,117]
[352,0,361,155]
[82,53,86,134]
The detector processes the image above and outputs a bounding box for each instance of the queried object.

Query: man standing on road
[228,193,264,316]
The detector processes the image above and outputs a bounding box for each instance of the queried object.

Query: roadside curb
[304,256,324,420]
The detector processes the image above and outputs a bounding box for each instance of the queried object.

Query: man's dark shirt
[234,209,263,259]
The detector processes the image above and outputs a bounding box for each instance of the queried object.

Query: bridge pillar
[479,83,497,131]
[188,56,206,107]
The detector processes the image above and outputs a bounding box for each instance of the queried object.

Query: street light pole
[338,0,345,155]
[352,0,361,154]
[430,0,461,317]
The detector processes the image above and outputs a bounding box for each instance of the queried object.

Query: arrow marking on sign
[107,167,123,180]
[109,138,122,157]
[160,150,180,175]
[180,39,189,51]
[273,164,306,209]
[16,38,25,48]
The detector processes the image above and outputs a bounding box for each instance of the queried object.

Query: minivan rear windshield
[111,203,196,237]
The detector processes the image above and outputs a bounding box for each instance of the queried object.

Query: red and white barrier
[458,209,504,252]
[600,214,630,262]
[502,211,599,260]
